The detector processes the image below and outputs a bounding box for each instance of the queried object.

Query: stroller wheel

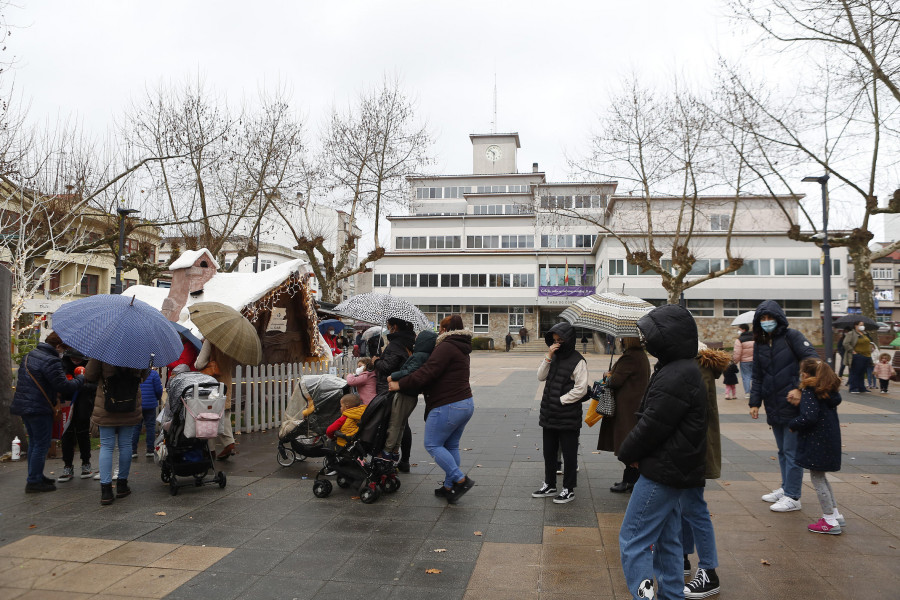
[217,471,227,488]
[312,479,333,498]
[276,447,296,467]
[336,475,351,488]
[383,477,400,493]
[169,476,178,496]
[194,476,204,487]
[160,469,171,483]
[360,484,380,504]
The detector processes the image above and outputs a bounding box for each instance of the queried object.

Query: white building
[372,132,847,345]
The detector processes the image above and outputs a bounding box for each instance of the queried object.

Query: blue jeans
[680,486,718,570]
[132,408,157,454]
[22,415,53,484]
[849,354,872,393]
[771,424,802,499]
[424,397,474,488]
[619,476,685,600]
[739,363,753,396]
[99,426,135,485]
[866,361,877,388]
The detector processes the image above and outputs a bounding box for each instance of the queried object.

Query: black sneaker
[552,488,575,504]
[532,483,558,498]
[25,481,57,493]
[397,462,410,473]
[446,476,474,504]
[434,486,450,497]
[684,555,691,577]
[684,567,719,599]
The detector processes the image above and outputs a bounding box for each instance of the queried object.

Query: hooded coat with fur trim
[750,300,819,426]
[697,347,729,479]
[397,329,473,418]
[374,328,416,395]
[617,304,707,489]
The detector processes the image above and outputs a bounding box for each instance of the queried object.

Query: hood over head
[753,300,789,337]
[636,304,698,363]
[387,327,416,351]
[436,329,474,355]
[413,330,438,354]
[545,321,577,358]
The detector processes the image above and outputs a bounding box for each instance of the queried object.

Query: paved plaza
[1,350,899,599]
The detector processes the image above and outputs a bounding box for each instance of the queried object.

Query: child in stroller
[156,372,227,496]
[276,374,347,467]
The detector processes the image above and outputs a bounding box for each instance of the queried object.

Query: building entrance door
[539,308,565,337]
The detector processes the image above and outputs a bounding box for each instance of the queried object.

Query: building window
[735,259,760,276]
[440,274,460,287]
[710,214,731,231]
[473,309,489,334]
[832,259,841,276]
[259,260,273,271]
[48,271,62,293]
[501,235,534,249]
[686,299,714,317]
[419,274,439,287]
[124,279,137,290]
[428,235,461,249]
[79,274,99,296]
[723,299,764,317]
[540,265,592,286]
[373,274,387,287]
[461,274,488,287]
[508,310,524,332]
[466,235,500,249]
[782,300,813,318]
[395,236,427,250]
[786,259,809,276]
[511,274,535,287]
[873,268,892,279]
[627,261,653,276]
[389,274,417,287]
[608,259,624,276]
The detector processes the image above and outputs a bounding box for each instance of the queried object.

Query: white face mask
[355,366,365,375]
[328,330,335,336]
[857,325,865,332]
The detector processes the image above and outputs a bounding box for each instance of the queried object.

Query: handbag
[590,379,616,417]
[25,355,62,423]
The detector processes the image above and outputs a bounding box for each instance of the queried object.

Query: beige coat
[86,359,148,427]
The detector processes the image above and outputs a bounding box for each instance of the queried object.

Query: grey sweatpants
[810,470,837,514]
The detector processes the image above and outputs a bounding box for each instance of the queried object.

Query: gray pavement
[1,350,898,599]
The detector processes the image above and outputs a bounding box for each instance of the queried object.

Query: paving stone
[207,547,288,575]
[165,570,259,600]
[237,576,323,600]
[91,541,180,567]
[147,544,232,571]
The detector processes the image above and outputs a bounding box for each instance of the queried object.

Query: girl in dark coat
[789,358,844,535]
[597,337,649,493]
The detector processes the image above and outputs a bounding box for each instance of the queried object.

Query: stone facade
[696,317,822,348]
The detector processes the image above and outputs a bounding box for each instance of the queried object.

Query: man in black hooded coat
[617,304,707,600]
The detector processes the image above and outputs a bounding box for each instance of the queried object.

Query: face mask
[328,330,335,336]
[761,320,776,333]
[355,366,365,375]
[857,326,865,332]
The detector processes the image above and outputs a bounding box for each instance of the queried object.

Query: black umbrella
[833,315,878,330]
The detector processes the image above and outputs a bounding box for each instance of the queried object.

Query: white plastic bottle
[11,436,21,461]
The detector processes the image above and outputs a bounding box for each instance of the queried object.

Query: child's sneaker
[552,488,575,504]
[531,483,557,498]
[684,567,720,598]
[761,487,784,503]
[80,463,93,478]
[834,512,846,527]
[808,517,842,535]
[57,466,74,483]
[770,496,801,512]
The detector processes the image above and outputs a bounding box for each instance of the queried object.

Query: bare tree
[272,78,431,303]
[724,0,900,318]
[564,78,747,303]
[128,80,306,271]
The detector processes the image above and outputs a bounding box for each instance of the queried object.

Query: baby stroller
[276,374,347,467]
[156,372,228,496]
[311,390,399,504]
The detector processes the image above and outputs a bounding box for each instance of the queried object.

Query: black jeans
[400,423,412,464]
[622,464,639,485]
[61,398,92,468]
[880,378,890,393]
[543,428,579,490]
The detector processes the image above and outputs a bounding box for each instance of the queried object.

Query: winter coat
[345,370,377,405]
[391,330,438,382]
[61,354,97,405]
[732,331,754,364]
[374,329,416,395]
[873,360,894,380]
[597,346,650,455]
[86,359,148,427]
[697,348,729,480]
[140,370,163,410]
[538,322,590,430]
[326,404,367,447]
[842,329,874,366]
[11,343,83,417]
[168,339,199,373]
[723,362,739,386]
[617,304,707,489]
[750,300,819,426]
[789,388,842,472]
[397,330,473,418]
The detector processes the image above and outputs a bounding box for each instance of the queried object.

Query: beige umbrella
[188,302,263,366]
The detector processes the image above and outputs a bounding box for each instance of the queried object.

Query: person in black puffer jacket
[532,322,589,505]
[373,318,416,470]
[617,304,706,600]
[750,300,818,512]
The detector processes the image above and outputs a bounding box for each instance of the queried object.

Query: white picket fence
[232,353,357,433]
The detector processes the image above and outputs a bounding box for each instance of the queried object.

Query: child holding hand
[788,358,845,535]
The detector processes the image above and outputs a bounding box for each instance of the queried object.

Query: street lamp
[115,207,140,294]
[802,174,833,366]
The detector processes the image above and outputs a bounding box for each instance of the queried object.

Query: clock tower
[470,133,520,175]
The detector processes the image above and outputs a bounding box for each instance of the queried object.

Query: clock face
[485,144,502,162]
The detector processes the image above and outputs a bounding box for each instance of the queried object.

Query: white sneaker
[770,496,801,512]
[761,487,784,503]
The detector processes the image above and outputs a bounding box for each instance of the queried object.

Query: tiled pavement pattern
[1,351,898,599]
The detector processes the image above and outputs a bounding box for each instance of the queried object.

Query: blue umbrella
[318,319,345,334]
[171,321,203,351]
[52,294,183,368]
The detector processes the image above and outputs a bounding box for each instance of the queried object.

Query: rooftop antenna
[491,72,497,134]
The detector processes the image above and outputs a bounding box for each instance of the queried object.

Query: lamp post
[802,174,833,366]
[115,207,140,294]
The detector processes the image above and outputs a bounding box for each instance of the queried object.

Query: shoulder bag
[25,355,62,423]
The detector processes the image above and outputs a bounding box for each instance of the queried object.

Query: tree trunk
[849,244,876,319]
[0,265,25,456]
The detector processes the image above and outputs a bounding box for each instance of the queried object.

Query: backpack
[103,369,141,413]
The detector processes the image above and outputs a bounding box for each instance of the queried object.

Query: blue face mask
[760,320,777,333]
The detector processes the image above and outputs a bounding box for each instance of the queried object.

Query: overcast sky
[6,1,888,239]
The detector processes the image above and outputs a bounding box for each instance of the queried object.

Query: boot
[116,478,131,499]
[216,443,235,460]
[101,483,115,505]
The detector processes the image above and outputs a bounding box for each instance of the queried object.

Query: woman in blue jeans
[10,332,83,493]
[391,314,475,504]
